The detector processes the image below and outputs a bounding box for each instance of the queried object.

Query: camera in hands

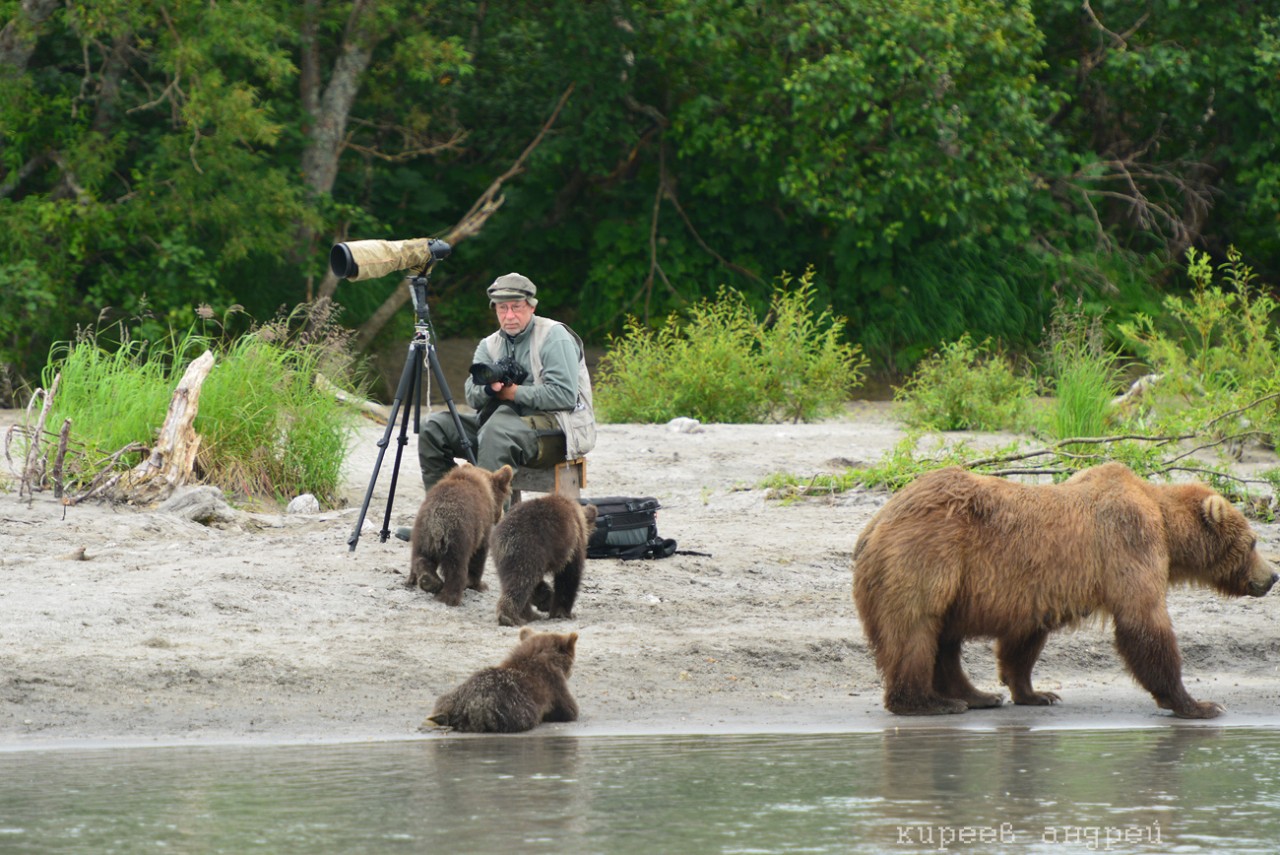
[469,357,528,393]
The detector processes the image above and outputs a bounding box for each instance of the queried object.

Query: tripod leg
[426,343,477,465]
[379,345,422,541]
[347,341,420,552]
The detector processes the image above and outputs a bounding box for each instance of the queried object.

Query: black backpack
[579,496,678,560]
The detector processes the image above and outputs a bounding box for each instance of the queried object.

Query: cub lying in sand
[424,628,579,733]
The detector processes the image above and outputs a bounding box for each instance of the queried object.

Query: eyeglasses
[494,301,530,316]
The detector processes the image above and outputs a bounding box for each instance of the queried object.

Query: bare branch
[350,84,577,348]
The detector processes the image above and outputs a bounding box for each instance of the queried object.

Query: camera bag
[578,496,677,560]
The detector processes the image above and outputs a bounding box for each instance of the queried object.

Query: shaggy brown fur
[493,496,597,626]
[424,627,579,733]
[408,464,514,606]
[852,462,1276,719]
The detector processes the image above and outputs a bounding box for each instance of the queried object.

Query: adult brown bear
[852,462,1276,718]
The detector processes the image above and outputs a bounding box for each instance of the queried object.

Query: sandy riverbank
[3,403,1280,750]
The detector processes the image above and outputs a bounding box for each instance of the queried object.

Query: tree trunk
[298,0,381,302]
[0,0,60,71]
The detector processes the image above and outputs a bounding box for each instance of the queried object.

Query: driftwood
[315,372,391,423]
[16,373,59,500]
[110,350,216,504]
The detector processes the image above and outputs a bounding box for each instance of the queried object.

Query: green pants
[417,406,562,492]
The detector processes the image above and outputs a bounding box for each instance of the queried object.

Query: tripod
[347,260,475,552]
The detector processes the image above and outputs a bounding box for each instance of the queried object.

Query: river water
[2,727,1277,853]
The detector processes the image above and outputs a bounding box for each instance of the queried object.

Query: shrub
[595,268,867,423]
[893,334,1036,431]
[1117,246,1280,447]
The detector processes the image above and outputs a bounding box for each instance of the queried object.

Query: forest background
[3,0,1280,406]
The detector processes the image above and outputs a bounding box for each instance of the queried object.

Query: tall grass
[38,304,358,505]
[1043,303,1124,443]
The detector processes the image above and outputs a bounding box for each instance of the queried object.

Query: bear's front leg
[1113,613,1223,718]
[996,631,1061,706]
[548,554,584,620]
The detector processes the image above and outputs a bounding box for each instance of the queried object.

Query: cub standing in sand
[852,462,1277,718]
[408,464,513,606]
[492,495,597,626]
[424,628,579,733]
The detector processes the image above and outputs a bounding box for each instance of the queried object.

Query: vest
[482,316,597,458]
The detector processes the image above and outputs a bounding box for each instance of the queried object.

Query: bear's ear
[519,626,535,641]
[564,632,578,655]
[1202,494,1231,524]
[582,504,598,523]
[492,465,514,491]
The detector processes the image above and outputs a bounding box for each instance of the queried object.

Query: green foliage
[755,269,870,423]
[595,269,867,423]
[657,0,1048,248]
[1041,302,1125,444]
[38,304,358,505]
[1117,247,1280,447]
[893,334,1036,431]
[4,0,1280,411]
[40,335,177,474]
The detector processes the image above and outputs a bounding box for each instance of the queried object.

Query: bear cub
[408,464,513,606]
[492,495,597,626]
[424,627,579,733]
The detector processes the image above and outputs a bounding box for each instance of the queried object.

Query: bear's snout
[1248,571,1278,598]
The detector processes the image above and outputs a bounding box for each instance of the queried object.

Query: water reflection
[0,727,1277,853]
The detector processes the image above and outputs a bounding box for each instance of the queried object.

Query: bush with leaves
[1118,247,1280,449]
[595,269,867,424]
[893,334,1036,432]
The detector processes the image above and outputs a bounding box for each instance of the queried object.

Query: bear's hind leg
[409,554,443,594]
[934,639,1002,709]
[996,631,1060,706]
[548,551,584,620]
[496,564,539,626]
[883,629,968,715]
[435,548,470,607]
[466,545,489,593]
[496,591,531,627]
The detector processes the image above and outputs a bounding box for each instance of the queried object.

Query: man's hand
[490,382,518,402]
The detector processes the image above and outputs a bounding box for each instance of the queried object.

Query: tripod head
[407,259,442,339]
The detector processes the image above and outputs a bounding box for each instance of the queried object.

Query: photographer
[416,272,596,493]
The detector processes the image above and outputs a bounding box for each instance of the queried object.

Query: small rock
[159,485,237,525]
[666,417,702,434]
[286,494,320,514]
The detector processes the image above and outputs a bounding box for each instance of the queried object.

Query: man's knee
[476,411,538,470]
